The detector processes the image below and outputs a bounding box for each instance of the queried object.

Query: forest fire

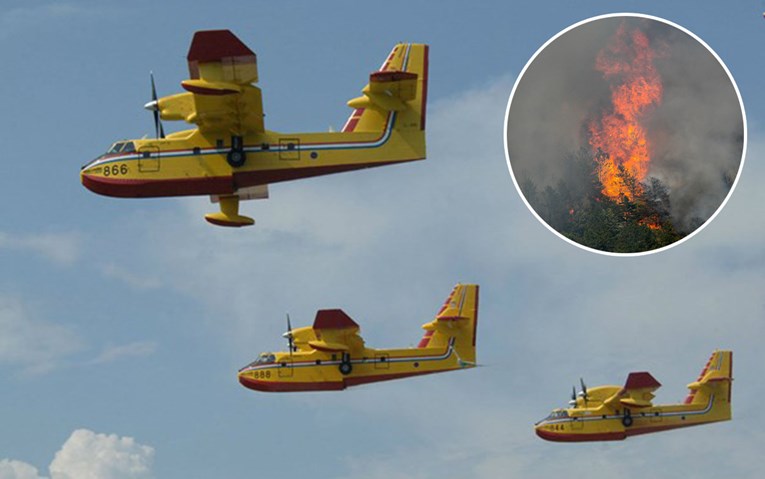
[588,23,663,200]
[639,217,662,230]
[506,15,743,253]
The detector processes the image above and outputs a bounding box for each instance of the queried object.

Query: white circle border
[502,12,748,257]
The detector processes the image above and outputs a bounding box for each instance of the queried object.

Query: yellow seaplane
[81,30,428,227]
[535,350,732,442]
[238,284,478,392]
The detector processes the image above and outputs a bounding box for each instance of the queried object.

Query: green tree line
[521,149,684,253]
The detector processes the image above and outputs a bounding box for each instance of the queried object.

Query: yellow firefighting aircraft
[535,350,732,442]
[81,30,428,227]
[238,284,478,392]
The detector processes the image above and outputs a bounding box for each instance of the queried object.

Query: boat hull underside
[238,368,453,392]
[83,160,415,198]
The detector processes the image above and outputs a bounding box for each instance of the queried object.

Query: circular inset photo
[505,14,746,255]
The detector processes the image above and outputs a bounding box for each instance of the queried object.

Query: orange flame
[638,217,662,230]
[588,23,662,200]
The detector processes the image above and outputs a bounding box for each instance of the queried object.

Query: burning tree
[522,21,682,253]
[511,18,742,253]
[521,149,682,253]
[588,22,663,200]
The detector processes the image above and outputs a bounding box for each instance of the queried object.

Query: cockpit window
[108,142,124,154]
[547,410,569,420]
[247,352,276,367]
[106,141,135,154]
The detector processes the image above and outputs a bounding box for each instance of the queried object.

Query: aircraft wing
[307,340,350,352]
[604,372,661,409]
[309,309,365,352]
[158,30,265,135]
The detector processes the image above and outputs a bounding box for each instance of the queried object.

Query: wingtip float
[535,350,733,442]
[238,284,478,392]
[81,30,429,227]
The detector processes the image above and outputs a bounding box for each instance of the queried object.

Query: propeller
[282,313,295,354]
[569,385,577,406]
[144,72,165,139]
[579,377,589,407]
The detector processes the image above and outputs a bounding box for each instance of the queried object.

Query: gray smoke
[506,16,744,232]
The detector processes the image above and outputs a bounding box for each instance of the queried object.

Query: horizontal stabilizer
[417,284,479,367]
[347,76,418,111]
[370,70,418,83]
[684,350,733,407]
[435,313,469,322]
[342,43,428,134]
[686,350,733,391]
[347,67,419,111]
[369,71,418,100]
[435,286,470,322]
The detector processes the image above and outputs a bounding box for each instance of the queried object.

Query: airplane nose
[238,372,260,391]
[144,100,158,111]
[79,168,127,198]
[80,169,99,193]
[535,426,550,440]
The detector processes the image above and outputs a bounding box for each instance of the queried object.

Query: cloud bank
[0,232,81,266]
[0,429,154,479]
[0,296,82,374]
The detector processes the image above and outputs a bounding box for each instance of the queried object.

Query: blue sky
[0,1,763,478]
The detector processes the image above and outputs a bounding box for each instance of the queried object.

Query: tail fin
[418,284,479,365]
[684,350,733,419]
[343,43,428,134]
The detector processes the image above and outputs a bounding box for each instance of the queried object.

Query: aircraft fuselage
[81,112,422,199]
[238,339,470,392]
[535,392,730,442]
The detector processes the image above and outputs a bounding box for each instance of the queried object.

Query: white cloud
[0,429,154,479]
[0,295,155,373]
[0,459,44,479]
[0,296,83,374]
[0,232,81,265]
[88,341,157,365]
[49,429,154,479]
[98,263,162,290]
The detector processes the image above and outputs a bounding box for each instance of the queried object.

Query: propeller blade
[580,377,588,406]
[149,72,165,139]
[158,114,165,139]
[285,313,294,354]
